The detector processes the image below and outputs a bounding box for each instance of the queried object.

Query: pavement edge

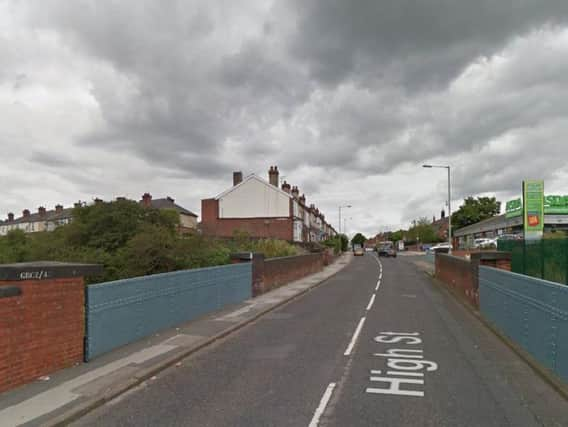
[44,254,353,427]
[424,269,568,403]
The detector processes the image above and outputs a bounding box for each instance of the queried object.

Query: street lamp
[422,164,452,254]
[338,205,352,234]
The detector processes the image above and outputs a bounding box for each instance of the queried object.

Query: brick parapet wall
[0,277,85,393]
[435,251,512,309]
[262,253,324,294]
[435,254,478,307]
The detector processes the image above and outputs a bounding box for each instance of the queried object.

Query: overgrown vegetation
[0,200,298,284]
[323,234,349,253]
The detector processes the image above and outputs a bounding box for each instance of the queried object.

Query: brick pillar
[0,261,102,393]
[231,253,265,297]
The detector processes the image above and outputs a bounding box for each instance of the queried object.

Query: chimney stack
[55,204,64,213]
[115,197,126,202]
[142,193,152,207]
[94,198,103,205]
[441,209,445,219]
[166,196,174,203]
[233,171,243,186]
[299,194,306,205]
[7,212,14,222]
[38,206,47,217]
[291,186,300,199]
[268,166,279,187]
[281,181,291,194]
[22,209,30,218]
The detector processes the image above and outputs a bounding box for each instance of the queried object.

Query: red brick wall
[261,253,324,294]
[201,198,294,240]
[0,278,85,393]
[435,254,478,308]
[203,217,293,240]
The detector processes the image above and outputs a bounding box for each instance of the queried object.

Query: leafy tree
[407,217,439,243]
[351,233,367,246]
[452,197,501,230]
[389,230,405,242]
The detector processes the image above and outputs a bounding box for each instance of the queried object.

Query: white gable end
[218,176,291,218]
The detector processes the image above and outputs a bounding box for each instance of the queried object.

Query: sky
[2,0,568,237]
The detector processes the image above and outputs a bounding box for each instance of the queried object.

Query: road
[73,254,568,427]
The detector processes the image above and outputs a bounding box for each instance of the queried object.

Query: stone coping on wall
[0,261,103,281]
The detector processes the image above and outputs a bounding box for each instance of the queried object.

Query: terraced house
[0,204,74,236]
[201,166,336,243]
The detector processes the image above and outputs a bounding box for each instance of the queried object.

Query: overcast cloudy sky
[2,1,568,236]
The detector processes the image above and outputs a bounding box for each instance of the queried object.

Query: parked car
[426,243,452,254]
[472,238,496,249]
[377,242,397,257]
[354,246,365,256]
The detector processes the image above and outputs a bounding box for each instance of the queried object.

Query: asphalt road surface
[73,254,568,427]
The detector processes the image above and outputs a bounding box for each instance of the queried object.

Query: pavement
[0,253,352,427]
[68,254,568,427]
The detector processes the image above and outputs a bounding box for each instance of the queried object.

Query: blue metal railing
[85,263,252,360]
[479,266,568,384]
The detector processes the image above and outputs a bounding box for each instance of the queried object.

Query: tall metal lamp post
[338,205,352,234]
[422,164,452,254]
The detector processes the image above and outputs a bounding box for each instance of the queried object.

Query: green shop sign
[523,180,544,240]
[506,194,568,218]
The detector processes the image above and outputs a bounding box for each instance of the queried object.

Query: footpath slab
[0,253,352,427]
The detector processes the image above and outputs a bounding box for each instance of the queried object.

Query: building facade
[201,166,336,242]
[140,193,198,233]
[0,205,74,236]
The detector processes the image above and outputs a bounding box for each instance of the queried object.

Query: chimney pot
[38,206,47,216]
[281,180,291,193]
[291,186,300,198]
[55,204,64,213]
[233,171,243,186]
[142,193,152,207]
[268,165,279,187]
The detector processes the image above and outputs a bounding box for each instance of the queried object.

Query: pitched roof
[4,208,74,225]
[214,174,293,201]
[149,198,198,217]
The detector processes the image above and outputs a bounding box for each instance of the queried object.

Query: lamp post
[338,205,352,234]
[422,164,452,254]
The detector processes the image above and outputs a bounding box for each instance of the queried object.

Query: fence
[85,263,252,360]
[498,238,568,285]
[479,266,568,384]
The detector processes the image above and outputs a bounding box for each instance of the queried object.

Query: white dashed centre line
[308,382,336,427]
[366,294,376,311]
[344,317,366,356]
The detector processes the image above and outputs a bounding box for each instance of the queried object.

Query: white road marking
[375,280,380,291]
[344,317,366,356]
[366,294,376,311]
[308,382,336,427]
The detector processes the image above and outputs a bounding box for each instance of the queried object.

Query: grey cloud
[288,0,568,89]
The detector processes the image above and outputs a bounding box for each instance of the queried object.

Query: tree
[351,233,367,246]
[451,197,501,230]
[407,217,439,243]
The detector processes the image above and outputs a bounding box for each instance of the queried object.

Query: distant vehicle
[497,234,522,241]
[396,240,405,251]
[364,247,374,252]
[377,241,397,257]
[426,243,452,254]
[353,244,365,256]
[472,238,496,249]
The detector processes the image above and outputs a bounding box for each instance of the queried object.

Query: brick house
[140,193,198,233]
[432,210,449,240]
[0,205,74,236]
[201,166,336,242]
